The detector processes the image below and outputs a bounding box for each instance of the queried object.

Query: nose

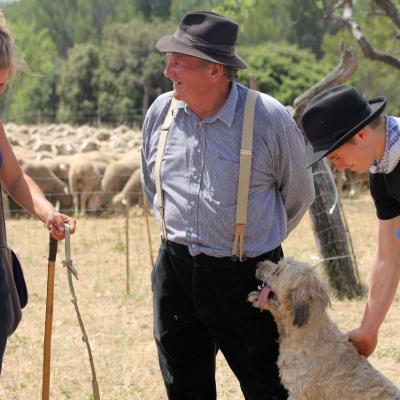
[164,61,173,79]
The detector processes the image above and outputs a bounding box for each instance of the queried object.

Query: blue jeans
[152,240,288,400]
[0,258,11,375]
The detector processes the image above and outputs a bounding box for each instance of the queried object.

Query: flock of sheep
[3,121,368,218]
[4,122,143,216]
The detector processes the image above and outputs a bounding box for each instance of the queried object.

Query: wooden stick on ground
[42,236,58,400]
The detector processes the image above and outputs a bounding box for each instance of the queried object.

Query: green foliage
[112,0,140,23]
[57,43,100,124]
[320,3,400,116]
[28,0,76,57]
[238,42,332,105]
[3,0,400,124]
[170,0,216,22]
[95,19,173,125]
[2,0,167,57]
[1,22,59,123]
[213,0,288,45]
[134,0,171,20]
[212,0,254,20]
[286,0,328,58]
[213,0,328,57]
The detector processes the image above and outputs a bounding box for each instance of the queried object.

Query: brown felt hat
[156,11,247,69]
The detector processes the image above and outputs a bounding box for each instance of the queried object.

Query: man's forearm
[360,253,400,334]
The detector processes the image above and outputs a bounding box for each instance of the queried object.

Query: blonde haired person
[0,11,76,373]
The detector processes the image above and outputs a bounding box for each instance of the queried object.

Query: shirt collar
[174,82,239,127]
[211,81,238,127]
[370,116,400,174]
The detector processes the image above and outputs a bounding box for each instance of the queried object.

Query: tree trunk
[308,160,363,298]
[293,44,363,298]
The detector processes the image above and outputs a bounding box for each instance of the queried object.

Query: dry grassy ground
[0,194,399,399]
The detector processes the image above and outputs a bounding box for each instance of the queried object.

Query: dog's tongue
[257,286,271,308]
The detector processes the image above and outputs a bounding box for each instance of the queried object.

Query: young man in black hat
[141,11,314,399]
[302,85,400,358]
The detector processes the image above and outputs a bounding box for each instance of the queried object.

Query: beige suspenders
[154,97,177,239]
[154,89,258,261]
[231,88,258,261]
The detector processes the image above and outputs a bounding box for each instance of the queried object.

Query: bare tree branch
[322,0,400,69]
[373,0,400,29]
[293,41,358,127]
[321,0,337,19]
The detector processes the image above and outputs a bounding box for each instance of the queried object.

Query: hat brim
[305,97,387,168]
[156,34,247,69]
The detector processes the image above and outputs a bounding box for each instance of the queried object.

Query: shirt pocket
[202,158,239,207]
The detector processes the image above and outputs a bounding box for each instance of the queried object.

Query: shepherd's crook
[42,236,58,400]
[63,224,100,400]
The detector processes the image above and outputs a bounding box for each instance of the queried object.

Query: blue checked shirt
[141,82,314,258]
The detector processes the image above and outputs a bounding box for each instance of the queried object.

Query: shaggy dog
[248,258,400,400]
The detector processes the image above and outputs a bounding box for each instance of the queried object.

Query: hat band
[173,28,235,56]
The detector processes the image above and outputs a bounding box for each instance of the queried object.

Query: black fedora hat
[302,85,386,168]
[156,11,247,69]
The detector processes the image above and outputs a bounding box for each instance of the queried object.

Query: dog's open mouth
[257,282,275,307]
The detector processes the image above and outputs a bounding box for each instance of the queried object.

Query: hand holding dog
[347,326,378,357]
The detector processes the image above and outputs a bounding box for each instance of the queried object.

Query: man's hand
[347,326,378,357]
[45,211,76,240]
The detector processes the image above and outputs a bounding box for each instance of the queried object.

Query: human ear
[210,63,223,78]
[357,127,370,140]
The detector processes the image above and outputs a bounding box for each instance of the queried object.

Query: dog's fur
[248,258,400,400]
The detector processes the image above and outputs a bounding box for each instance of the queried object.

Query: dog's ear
[290,288,310,327]
[289,271,330,327]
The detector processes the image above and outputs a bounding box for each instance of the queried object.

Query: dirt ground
[0,194,399,399]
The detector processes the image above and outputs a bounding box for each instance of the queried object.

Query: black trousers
[0,258,10,375]
[152,240,288,400]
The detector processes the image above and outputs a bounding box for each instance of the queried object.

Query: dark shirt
[369,160,400,220]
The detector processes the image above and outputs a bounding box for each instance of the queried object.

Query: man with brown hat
[302,85,400,358]
[141,11,314,399]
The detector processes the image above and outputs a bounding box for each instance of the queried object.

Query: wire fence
[3,167,375,283]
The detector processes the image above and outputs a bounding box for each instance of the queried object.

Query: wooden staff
[42,236,58,400]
